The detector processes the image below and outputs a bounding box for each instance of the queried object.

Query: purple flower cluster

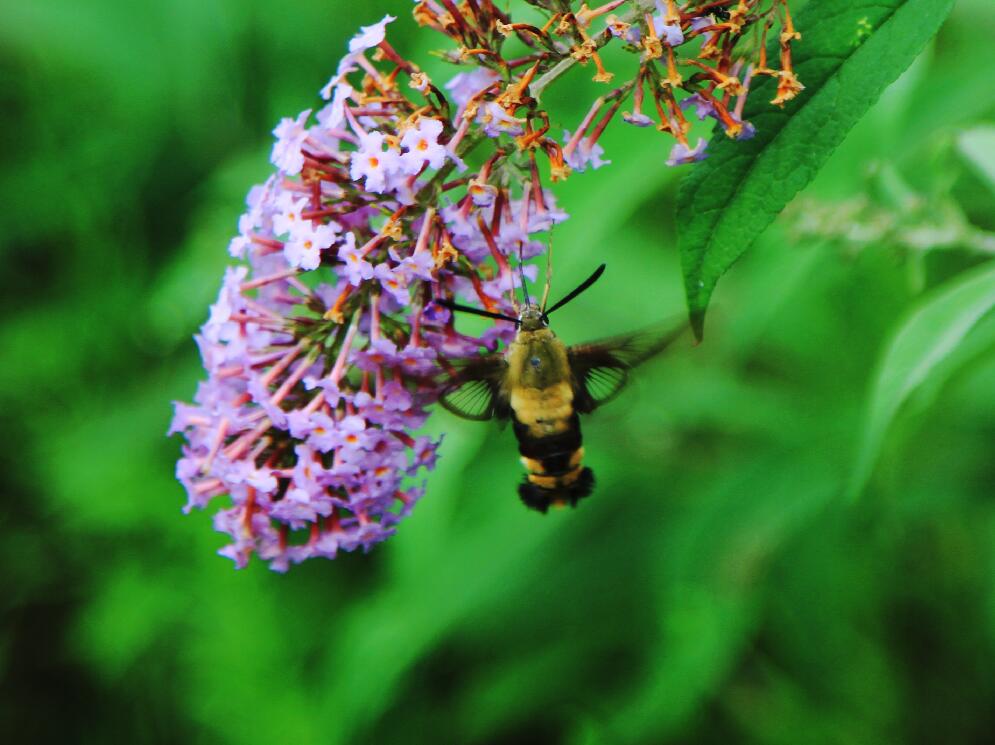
[171,15,565,570]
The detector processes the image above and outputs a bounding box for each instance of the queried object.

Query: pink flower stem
[584,96,624,149]
[563,98,603,160]
[303,391,325,414]
[529,153,547,215]
[447,115,472,152]
[369,292,382,342]
[359,233,388,258]
[248,436,272,464]
[259,341,306,387]
[243,297,285,321]
[240,268,299,292]
[224,418,272,461]
[269,354,316,408]
[200,417,229,475]
[413,207,437,254]
[477,214,513,289]
[734,65,754,119]
[374,367,385,402]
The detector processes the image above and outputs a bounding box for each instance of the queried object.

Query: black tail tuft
[518,468,595,513]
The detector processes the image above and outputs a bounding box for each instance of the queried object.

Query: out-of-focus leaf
[145,153,271,351]
[598,453,841,743]
[678,0,956,340]
[0,288,137,405]
[456,638,588,741]
[74,566,189,679]
[31,361,203,532]
[957,126,995,198]
[848,261,995,498]
[903,0,995,145]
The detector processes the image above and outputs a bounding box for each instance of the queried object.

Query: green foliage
[2,2,994,744]
[848,261,995,499]
[678,0,957,340]
[958,126,995,196]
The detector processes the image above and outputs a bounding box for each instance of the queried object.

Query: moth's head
[517,306,548,332]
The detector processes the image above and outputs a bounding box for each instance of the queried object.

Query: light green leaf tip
[677,0,956,340]
[957,126,995,198]
[847,261,995,500]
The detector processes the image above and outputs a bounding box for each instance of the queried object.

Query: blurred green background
[2,1,994,743]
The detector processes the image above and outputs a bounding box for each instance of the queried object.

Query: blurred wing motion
[568,322,687,413]
[437,354,509,421]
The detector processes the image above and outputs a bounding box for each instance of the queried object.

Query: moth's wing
[568,321,688,413]
[437,354,510,421]
[571,360,629,412]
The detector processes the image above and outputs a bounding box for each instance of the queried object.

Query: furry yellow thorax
[505,329,574,437]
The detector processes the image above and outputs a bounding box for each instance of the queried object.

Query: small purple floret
[666,138,709,166]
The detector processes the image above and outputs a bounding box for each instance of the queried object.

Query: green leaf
[677,0,956,340]
[848,261,995,499]
[957,126,995,198]
[599,451,841,743]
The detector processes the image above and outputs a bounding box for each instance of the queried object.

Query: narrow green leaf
[957,126,995,198]
[677,0,956,339]
[848,261,995,499]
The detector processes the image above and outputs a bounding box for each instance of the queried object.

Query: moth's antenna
[540,228,554,312]
[435,298,518,323]
[516,240,530,309]
[543,263,606,317]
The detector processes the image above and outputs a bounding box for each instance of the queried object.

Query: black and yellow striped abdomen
[508,383,595,512]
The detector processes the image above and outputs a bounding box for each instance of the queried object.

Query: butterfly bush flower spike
[172,0,802,570]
